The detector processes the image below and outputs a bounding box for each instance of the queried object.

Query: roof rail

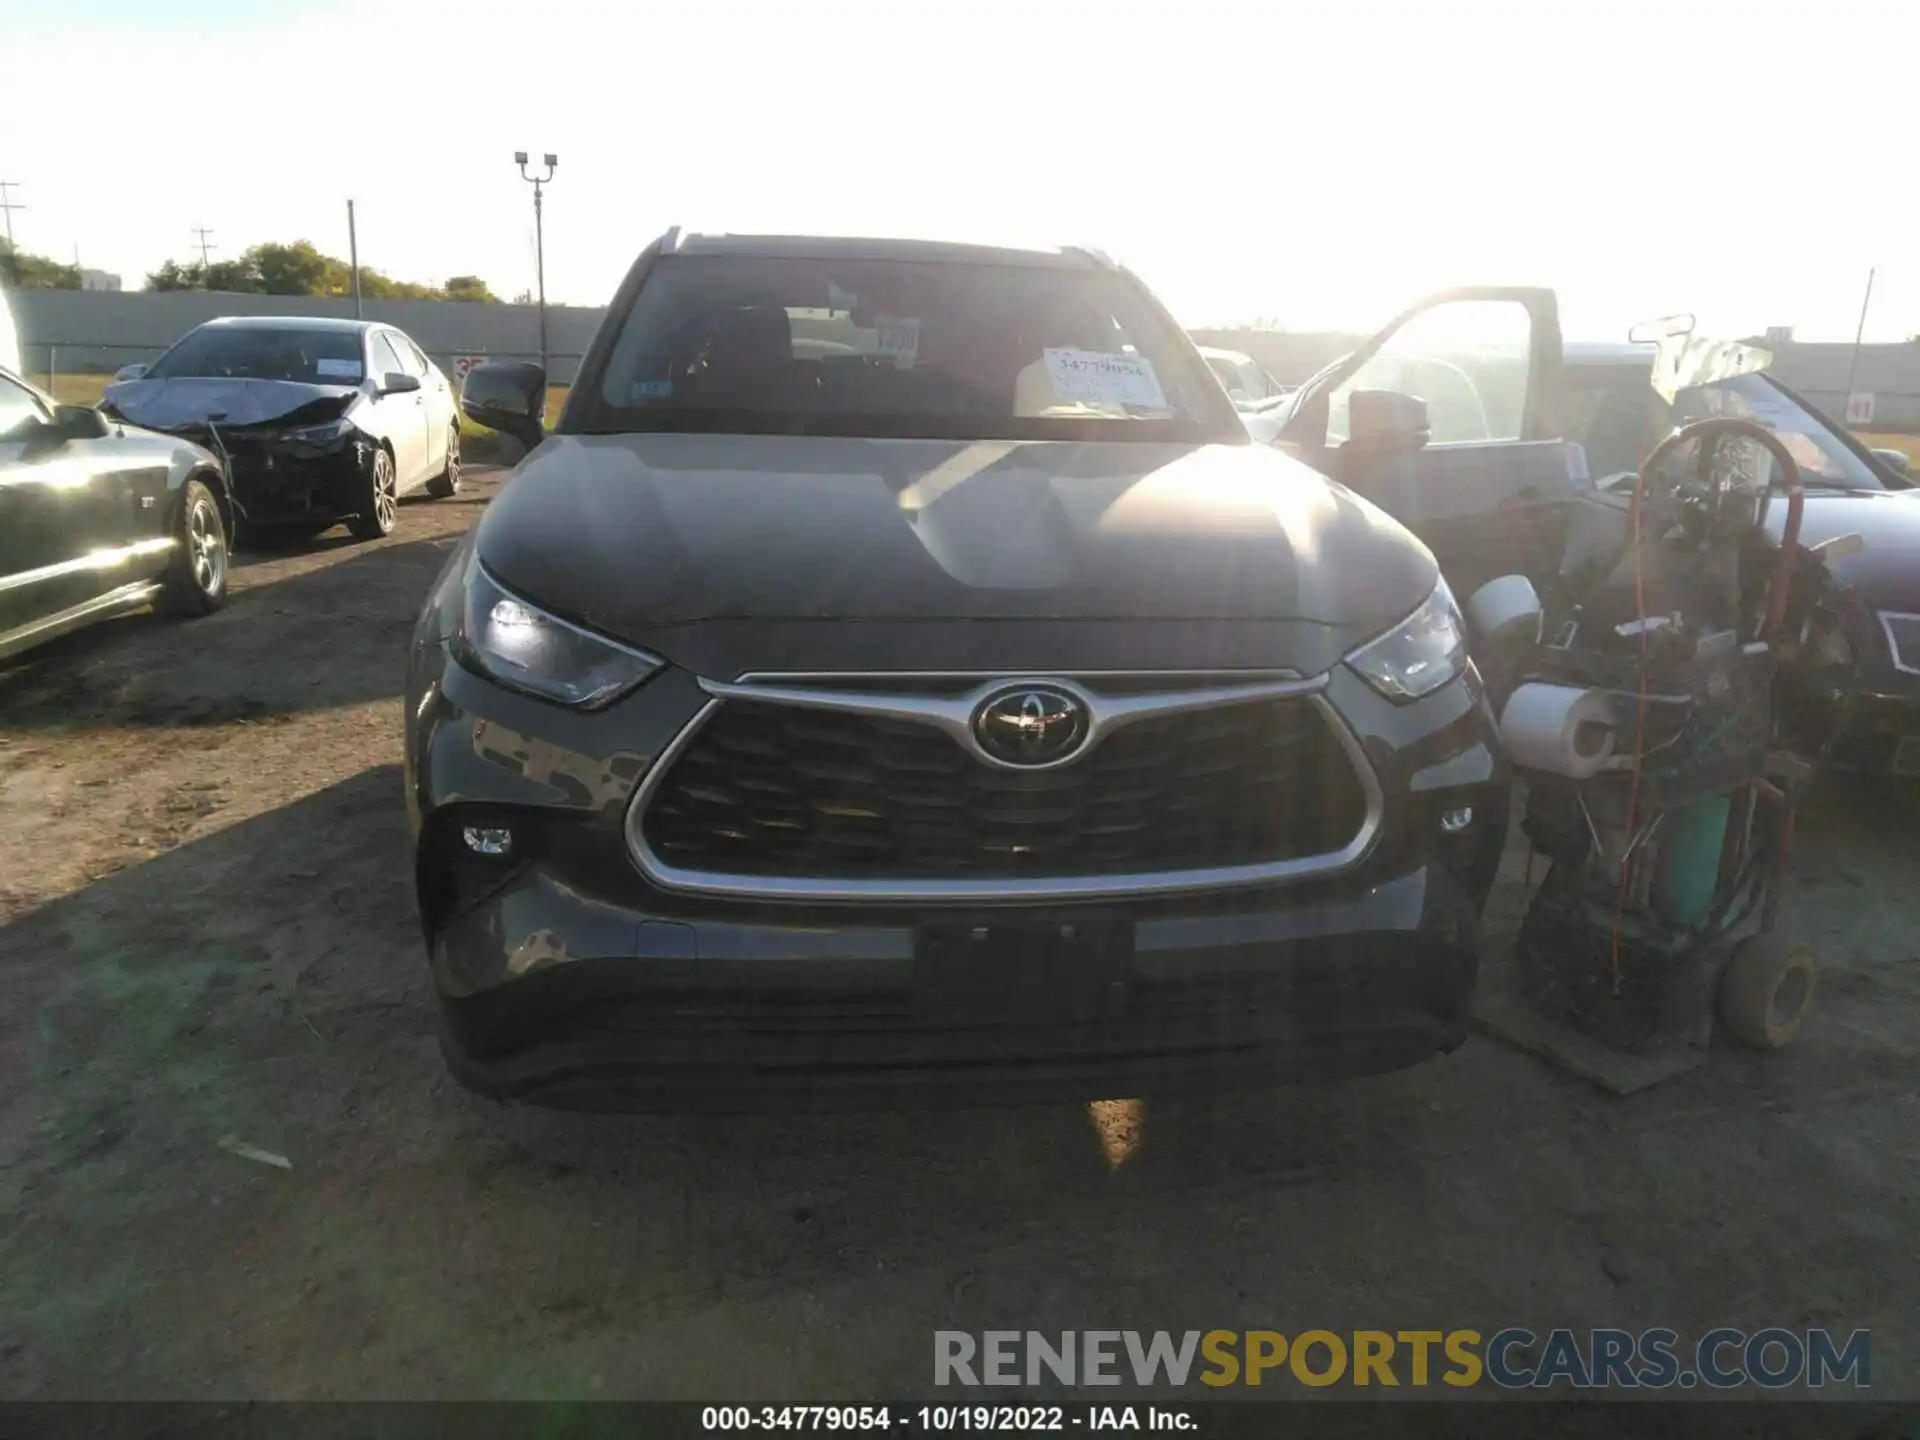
[1065,245,1117,269]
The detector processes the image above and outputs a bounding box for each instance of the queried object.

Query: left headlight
[1345,580,1469,702]
[281,417,355,445]
[451,558,663,709]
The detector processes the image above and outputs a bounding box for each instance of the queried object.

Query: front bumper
[431,860,1482,1110]
[1830,689,1920,775]
[169,425,375,527]
[1817,631,1920,775]
[405,628,1510,1110]
[232,434,375,525]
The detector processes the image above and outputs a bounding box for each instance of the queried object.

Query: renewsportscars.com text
[934,1328,1871,1390]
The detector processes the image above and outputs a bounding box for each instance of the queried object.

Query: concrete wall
[1189,328,1366,386]
[19,290,1920,429]
[1196,327,1920,431]
[1737,341,1920,431]
[12,289,610,385]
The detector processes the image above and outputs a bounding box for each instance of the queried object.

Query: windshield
[1673,374,1884,490]
[145,326,367,384]
[579,254,1238,442]
[1567,366,1885,492]
[1204,353,1259,397]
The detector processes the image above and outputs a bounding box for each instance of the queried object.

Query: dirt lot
[1,469,1916,1401]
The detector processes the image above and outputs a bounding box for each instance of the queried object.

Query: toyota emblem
[972,685,1089,766]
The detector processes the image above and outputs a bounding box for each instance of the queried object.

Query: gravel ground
[0,468,1915,1401]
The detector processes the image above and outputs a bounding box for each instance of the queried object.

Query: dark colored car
[100,316,463,544]
[405,231,1564,1111]
[1,364,229,661]
[1555,341,1920,776]
[1247,322,1920,778]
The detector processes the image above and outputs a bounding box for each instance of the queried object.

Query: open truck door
[1276,287,1581,603]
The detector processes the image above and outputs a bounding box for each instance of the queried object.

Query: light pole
[515,151,557,381]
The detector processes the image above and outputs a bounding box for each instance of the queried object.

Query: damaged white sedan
[101,315,463,545]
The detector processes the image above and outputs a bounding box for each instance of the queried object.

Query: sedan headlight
[280,417,355,444]
[452,559,663,709]
[1345,581,1469,702]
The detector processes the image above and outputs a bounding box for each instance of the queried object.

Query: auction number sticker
[875,316,921,370]
[1042,348,1167,410]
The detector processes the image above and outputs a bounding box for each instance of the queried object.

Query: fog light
[462,826,513,856]
[1440,807,1474,834]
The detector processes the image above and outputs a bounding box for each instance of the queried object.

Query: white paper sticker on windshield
[1043,348,1168,410]
[874,316,920,371]
[317,358,364,379]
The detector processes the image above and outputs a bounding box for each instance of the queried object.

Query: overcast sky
[4,0,1914,340]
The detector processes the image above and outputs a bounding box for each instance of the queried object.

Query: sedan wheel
[157,478,230,617]
[188,493,227,595]
[427,425,463,499]
[350,447,399,540]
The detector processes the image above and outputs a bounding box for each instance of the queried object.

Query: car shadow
[0,760,1458,1398]
[4,760,1916,1400]
[0,531,460,734]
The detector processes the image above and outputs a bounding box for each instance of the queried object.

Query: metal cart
[1482,415,1857,1088]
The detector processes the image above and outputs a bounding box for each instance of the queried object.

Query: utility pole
[346,199,362,318]
[0,181,24,250]
[515,152,558,379]
[191,225,216,285]
[1842,267,1876,406]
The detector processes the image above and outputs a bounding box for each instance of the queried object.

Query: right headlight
[451,558,663,709]
[1345,581,1469,702]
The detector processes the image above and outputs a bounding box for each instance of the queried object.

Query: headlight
[1345,581,1468,702]
[281,417,354,444]
[451,559,663,709]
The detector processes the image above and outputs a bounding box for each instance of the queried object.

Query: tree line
[0,239,81,290]
[2,236,500,302]
[148,240,498,301]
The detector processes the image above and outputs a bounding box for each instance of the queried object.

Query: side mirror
[1629,313,1695,345]
[1347,390,1429,452]
[460,360,548,451]
[382,372,421,395]
[24,405,111,451]
[114,362,149,382]
[1870,447,1911,477]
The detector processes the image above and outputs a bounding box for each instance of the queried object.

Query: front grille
[638,695,1370,882]
[1883,612,1920,673]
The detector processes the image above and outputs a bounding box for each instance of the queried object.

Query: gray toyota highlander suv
[404,231,1558,1109]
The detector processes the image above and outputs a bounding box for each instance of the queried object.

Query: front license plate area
[913,920,1134,1025]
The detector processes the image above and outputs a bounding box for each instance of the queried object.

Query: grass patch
[1856,431,1919,464]
[46,372,110,406]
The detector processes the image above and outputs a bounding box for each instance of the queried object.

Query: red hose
[1607,417,1806,981]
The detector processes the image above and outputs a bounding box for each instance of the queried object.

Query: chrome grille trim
[1879,611,1920,676]
[624,671,1384,903]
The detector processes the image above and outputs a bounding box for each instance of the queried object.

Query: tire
[349,445,399,541]
[1718,933,1817,1050]
[426,424,462,499]
[155,479,230,617]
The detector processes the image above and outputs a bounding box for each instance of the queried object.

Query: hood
[101,376,361,430]
[476,434,1438,677]
[1766,487,1920,602]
